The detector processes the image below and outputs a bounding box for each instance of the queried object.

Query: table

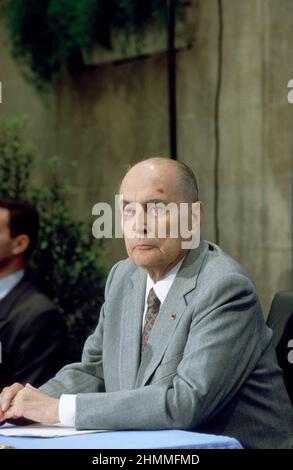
[0,429,242,449]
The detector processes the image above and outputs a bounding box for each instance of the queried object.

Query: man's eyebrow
[122,199,131,206]
[122,199,170,205]
[146,199,170,204]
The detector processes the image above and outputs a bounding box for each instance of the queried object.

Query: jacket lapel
[136,239,208,387]
[119,266,147,390]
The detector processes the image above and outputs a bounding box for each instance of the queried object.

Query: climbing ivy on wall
[2,0,181,90]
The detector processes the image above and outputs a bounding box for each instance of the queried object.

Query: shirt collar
[0,270,25,301]
[145,256,185,305]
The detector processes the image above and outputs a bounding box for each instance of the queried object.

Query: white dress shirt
[0,270,25,301]
[142,257,185,329]
[59,257,185,426]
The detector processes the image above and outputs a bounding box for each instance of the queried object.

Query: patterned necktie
[141,287,161,350]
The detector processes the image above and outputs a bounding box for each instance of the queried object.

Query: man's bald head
[119,157,201,280]
[120,157,199,203]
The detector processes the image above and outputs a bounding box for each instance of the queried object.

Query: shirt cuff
[59,394,76,427]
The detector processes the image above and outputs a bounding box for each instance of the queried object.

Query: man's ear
[199,201,204,217]
[11,234,30,256]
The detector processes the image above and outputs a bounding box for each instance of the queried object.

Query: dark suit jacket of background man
[0,275,67,388]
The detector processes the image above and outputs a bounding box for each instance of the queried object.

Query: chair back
[267,291,293,405]
[267,291,293,348]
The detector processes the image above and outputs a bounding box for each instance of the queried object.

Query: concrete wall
[1,0,293,315]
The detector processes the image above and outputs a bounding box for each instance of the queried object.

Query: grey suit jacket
[40,240,293,448]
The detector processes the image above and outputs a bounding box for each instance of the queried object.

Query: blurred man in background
[0,197,67,388]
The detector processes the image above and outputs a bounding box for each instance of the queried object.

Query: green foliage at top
[0,116,35,198]
[1,0,180,89]
[0,116,107,360]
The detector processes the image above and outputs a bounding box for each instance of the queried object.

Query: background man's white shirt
[0,270,24,301]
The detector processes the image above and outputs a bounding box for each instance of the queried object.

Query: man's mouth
[135,243,154,250]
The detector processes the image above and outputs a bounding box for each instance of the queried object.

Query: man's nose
[133,206,147,234]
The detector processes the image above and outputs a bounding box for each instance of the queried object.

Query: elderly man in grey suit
[0,157,293,448]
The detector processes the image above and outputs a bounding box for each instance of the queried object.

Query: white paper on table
[0,423,107,438]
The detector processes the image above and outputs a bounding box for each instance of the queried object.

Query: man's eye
[123,206,136,216]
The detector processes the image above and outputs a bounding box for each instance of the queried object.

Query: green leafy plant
[0,116,107,360]
[0,115,34,199]
[1,0,181,89]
